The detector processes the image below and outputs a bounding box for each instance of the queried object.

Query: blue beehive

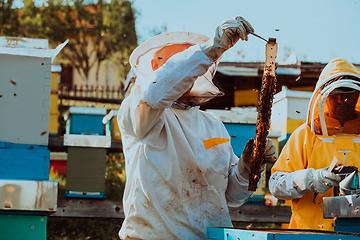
[206,108,280,199]
[206,228,360,240]
[65,107,108,135]
[206,108,280,157]
[223,122,256,157]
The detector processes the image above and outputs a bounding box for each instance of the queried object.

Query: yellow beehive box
[49,65,61,135]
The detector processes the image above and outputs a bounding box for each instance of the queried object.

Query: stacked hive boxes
[64,107,111,199]
[271,86,312,152]
[0,37,66,239]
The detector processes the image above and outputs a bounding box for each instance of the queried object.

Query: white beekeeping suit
[117,17,276,240]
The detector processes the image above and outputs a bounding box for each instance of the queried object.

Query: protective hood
[129,31,223,103]
[306,58,360,135]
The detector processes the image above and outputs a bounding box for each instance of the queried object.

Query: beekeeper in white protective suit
[117,16,277,240]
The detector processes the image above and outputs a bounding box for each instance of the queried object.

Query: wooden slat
[52,199,291,223]
[48,135,123,153]
[52,199,124,218]
[229,205,291,223]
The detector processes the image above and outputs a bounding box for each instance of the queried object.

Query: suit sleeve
[269,124,316,199]
[119,45,213,139]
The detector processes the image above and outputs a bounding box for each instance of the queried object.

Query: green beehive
[66,147,107,195]
[0,215,47,240]
[64,133,111,199]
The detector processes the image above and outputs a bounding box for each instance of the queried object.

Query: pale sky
[132,0,360,64]
[14,0,360,64]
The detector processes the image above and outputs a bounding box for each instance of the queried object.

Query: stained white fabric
[117,44,255,240]
[269,171,304,200]
[269,168,341,200]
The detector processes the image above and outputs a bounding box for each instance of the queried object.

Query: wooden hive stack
[0,37,67,239]
[64,106,111,199]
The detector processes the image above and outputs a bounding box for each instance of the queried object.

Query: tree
[0,0,20,36]
[19,0,44,38]
[94,0,137,84]
[20,0,137,86]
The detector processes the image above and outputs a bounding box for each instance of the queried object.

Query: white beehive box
[0,179,58,212]
[271,86,312,142]
[0,37,67,145]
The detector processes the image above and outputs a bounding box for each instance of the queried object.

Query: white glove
[293,168,341,194]
[237,138,277,179]
[200,16,254,62]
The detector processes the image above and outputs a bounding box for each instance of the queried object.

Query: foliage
[95,0,137,81]
[2,0,138,85]
[36,0,138,85]
[49,166,67,199]
[18,0,44,38]
[0,0,20,36]
[105,153,126,200]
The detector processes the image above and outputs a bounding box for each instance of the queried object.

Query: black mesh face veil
[320,75,360,92]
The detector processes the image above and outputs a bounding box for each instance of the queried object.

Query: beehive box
[323,195,360,234]
[0,142,49,180]
[49,65,62,135]
[65,107,107,135]
[64,134,111,199]
[0,37,67,240]
[206,107,281,156]
[206,228,360,240]
[271,86,312,150]
[0,37,67,146]
[0,54,51,145]
[66,147,106,197]
[0,215,47,240]
[0,179,57,212]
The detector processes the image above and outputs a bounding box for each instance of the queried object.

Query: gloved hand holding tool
[201,15,277,191]
[293,168,341,194]
[237,139,277,179]
[200,16,254,62]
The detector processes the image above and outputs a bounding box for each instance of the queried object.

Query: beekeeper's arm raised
[122,43,212,138]
[124,17,254,138]
[145,16,255,109]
